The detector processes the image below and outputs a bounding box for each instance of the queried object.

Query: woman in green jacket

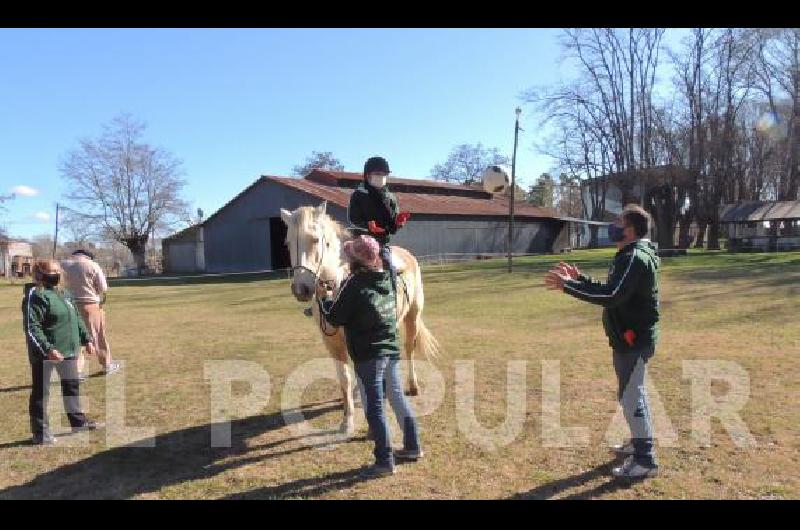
[316,235,422,478]
[22,259,101,445]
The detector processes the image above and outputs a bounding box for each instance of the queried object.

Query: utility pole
[52,203,60,258]
[508,107,522,273]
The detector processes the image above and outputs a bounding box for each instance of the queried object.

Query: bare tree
[430,143,509,185]
[60,114,189,273]
[754,28,800,202]
[557,28,666,203]
[292,151,344,177]
[528,84,611,246]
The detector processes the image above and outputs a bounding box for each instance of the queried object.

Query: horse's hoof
[405,388,419,397]
[339,420,355,436]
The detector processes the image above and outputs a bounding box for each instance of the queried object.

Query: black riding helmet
[363,156,390,180]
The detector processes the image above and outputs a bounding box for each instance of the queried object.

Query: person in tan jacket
[61,250,120,379]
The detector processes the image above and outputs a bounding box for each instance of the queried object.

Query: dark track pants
[29,355,86,437]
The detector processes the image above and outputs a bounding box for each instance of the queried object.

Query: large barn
[163,170,571,274]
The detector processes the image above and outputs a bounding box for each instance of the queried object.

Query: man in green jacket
[545,204,660,481]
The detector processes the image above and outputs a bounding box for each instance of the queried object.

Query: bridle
[288,221,340,336]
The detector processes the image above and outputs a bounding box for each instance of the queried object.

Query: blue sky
[0,28,686,240]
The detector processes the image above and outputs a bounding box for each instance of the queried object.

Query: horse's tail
[409,257,441,361]
[414,316,441,361]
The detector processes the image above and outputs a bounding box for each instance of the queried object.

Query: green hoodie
[563,240,660,352]
[22,283,92,360]
[317,270,400,363]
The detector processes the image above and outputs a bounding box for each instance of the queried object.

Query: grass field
[0,249,798,499]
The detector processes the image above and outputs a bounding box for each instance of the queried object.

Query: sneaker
[72,420,104,433]
[32,433,56,445]
[303,307,313,317]
[361,463,396,478]
[394,448,424,461]
[610,440,634,456]
[103,362,121,376]
[612,456,659,481]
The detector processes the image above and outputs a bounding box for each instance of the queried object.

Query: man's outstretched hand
[555,261,581,280]
[544,268,570,291]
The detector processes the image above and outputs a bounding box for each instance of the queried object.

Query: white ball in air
[481,165,511,194]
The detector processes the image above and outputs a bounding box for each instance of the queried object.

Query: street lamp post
[52,203,60,258]
[508,107,521,273]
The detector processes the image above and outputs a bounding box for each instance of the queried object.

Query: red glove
[623,329,636,347]
[396,211,411,227]
[368,220,386,234]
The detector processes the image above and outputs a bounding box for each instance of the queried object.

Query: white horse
[280,201,440,434]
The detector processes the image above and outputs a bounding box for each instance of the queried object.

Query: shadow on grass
[219,467,377,499]
[0,399,362,499]
[0,384,31,394]
[509,458,634,500]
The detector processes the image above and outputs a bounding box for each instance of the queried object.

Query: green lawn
[0,249,798,499]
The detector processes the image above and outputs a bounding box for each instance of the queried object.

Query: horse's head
[280,200,343,303]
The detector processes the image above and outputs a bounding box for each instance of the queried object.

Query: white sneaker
[103,362,121,375]
[612,456,659,480]
[610,440,634,456]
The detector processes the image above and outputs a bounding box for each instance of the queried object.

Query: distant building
[164,170,577,274]
[579,165,695,247]
[0,239,34,277]
[720,200,800,252]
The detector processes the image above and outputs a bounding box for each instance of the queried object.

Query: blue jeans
[612,345,657,466]
[354,357,420,467]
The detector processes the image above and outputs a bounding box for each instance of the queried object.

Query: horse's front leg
[330,334,356,435]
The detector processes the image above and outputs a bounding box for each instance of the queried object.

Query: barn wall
[162,227,205,273]
[196,179,564,273]
[202,180,346,273]
[391,215,561,259]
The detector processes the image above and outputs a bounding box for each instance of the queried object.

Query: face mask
[608,224,626,243]
[368,175,387,188]
[39,272,60,287]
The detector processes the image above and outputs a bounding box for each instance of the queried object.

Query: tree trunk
[588,225,599,248]
[645,185,676,249]
[695,220,708,249]
[707,218,721,250]
[123,235,149,274]
[677,214,693,249]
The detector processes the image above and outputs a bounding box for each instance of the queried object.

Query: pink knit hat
[343,235,383,270]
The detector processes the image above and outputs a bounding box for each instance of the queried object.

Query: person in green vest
[316,235,422,478]
[545,204,661,481]
[22,259,103,445]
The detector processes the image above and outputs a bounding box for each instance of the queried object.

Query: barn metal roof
[720,200,800,223]
[306,169,491,197]
[266,175,560,220]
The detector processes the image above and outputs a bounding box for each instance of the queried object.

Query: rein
[289,222,339,336]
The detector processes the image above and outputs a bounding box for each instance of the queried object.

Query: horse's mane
[294,205,352,242]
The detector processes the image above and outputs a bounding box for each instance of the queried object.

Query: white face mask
[368,174,388,188]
